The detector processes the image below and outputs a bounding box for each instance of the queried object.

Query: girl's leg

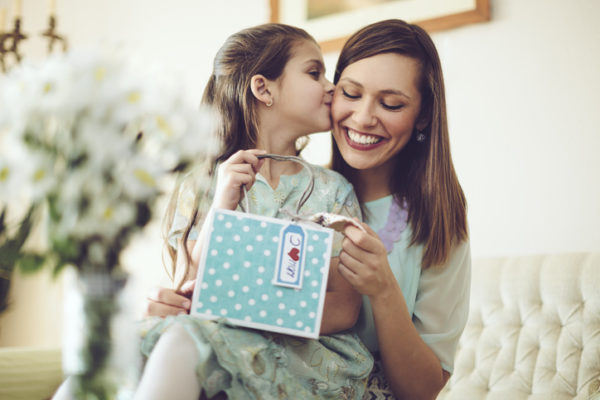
[51,377,74,399]
[134,323,202,400]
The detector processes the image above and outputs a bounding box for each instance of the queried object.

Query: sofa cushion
[0,346,62,400]
[440,253,600,400]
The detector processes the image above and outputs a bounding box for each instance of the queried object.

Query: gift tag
[273,224,306,289]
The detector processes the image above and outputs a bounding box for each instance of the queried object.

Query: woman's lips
[344,128,385,150]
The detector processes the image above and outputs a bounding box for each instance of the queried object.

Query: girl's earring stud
[266,99,273,107]
[416,130,426,142]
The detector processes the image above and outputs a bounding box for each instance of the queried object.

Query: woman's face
[331,53,424,173]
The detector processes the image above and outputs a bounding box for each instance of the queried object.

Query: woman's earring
[416,130,426,142]
[266,99,273,107]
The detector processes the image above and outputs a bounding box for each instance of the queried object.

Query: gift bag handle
[240,154,314,216]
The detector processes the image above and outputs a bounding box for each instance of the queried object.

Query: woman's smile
[344,128,385,149]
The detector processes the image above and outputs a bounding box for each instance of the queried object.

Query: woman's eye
[381,102,403,111]
[341,88,360,99]
[309,71,321,79]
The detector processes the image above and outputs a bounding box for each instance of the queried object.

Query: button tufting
[440,253,600,400]
[589,379,600,395]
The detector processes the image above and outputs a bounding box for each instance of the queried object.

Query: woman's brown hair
[331,19,468,269]
[162,23,316,288]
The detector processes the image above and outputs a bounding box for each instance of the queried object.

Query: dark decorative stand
[0,14,67,73]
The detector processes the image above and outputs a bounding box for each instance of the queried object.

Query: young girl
[135,24,373,400]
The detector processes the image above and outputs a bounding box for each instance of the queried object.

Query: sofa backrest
[439,253,600,400]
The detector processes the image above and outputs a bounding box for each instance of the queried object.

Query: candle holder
[41,14,67,54]
[0,17,28,73]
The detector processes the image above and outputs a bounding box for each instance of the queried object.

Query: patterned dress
[141,163,374,399]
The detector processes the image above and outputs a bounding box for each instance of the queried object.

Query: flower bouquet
[0,50,218,398]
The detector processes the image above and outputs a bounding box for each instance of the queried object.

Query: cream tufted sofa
[438,253,600,400]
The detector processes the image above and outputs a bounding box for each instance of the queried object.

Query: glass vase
[62,270,140,400]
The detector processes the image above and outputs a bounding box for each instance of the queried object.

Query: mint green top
[353,195,471,373]
[169,163,360,257]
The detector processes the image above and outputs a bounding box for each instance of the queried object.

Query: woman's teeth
[347,129,382,145]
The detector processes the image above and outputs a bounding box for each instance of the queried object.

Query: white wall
[435,0,600,258]
[1,0,599,346]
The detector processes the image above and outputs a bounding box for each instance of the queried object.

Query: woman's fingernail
[182,300,191,309]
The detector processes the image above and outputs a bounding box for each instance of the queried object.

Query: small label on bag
[273,223,306,289]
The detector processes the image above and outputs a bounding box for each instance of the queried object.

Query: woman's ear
[250,74,273,107]
[416,117,429,131]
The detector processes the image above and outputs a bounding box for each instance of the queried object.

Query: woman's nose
[352,100,376,127]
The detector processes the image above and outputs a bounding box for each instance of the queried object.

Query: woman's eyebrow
[381,89,411,99]
[338,77,411,99]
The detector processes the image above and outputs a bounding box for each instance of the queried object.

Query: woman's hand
[337,221,397,298]
[213,149,266,210]
[144,279,196,317]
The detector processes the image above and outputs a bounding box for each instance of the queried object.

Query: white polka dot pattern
[192,209,333,339]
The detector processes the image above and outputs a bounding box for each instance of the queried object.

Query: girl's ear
[250,74,273,107]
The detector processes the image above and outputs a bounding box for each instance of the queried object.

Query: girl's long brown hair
[331,19,468,269]
[162,24,316,289]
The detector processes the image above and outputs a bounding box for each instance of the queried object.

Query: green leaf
[52,237,80,259]
[0,208,6,237]
[14,206,35,247]
[135,202,151,227]
[52,261,69,278]
[0,277,11,314]
[17,253,47,274]
[0,242,21,269]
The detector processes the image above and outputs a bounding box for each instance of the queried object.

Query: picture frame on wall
[270,0,491,53]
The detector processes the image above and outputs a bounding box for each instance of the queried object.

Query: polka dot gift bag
[191,154,355,339]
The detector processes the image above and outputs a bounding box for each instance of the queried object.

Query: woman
[145,19,470,400]
[331,19,470,399]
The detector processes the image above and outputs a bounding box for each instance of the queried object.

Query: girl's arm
[338,223,450,400]
[145,150,265,317]
[319,256,362,334]
[144,238,198,317]
[212,149,266,210]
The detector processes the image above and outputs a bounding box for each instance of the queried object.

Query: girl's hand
[144,279,196,317]
[338,221,397,298]
[213,149,266,210]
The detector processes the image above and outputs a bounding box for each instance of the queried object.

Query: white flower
[76,119,132,170]
[0,135,34,204]
[177,106,220,159]
[23,150,58,202]
[0,49,219,272]
[73,192,136,240]
[119,155,162,201]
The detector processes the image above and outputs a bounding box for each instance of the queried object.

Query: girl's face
[273,40,334,136]
[331,53,424,174]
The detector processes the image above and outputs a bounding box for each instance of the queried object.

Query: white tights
[133,323,202,400]
[52,323,202,400]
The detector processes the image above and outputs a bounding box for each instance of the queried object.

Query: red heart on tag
[288,248,300,262]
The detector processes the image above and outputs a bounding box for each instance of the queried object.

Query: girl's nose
[325,80,334,94]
